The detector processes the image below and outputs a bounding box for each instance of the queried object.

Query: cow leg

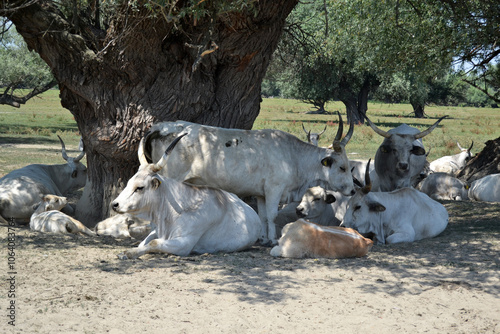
[119,237,197,259]
[263,189,283,246]
[386,229,415,244]
[138,229,158,247]
[256,197,268,243]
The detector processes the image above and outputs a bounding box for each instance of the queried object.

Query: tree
[1,0,298,225]
[0,19,56,107]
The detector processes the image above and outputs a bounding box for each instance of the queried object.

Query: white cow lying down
[342,160,449,244]
[418,172,469,201]
[468,173,500,202]
[30,195,95,236]
[95,214,151,239]
[112,135,261,259]
[270,219,373,259]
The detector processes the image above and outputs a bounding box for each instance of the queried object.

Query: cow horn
[153,133,187,171]
[340,120,354,146]
[414,115,448,139]
[74,138,86,162]
[302,123,309,136]
[319,125,327,136]
[137,137,148,166]
[363,114,391,139]
[57,135,70,161]
[468,141,474,152]
[361,159,372,194]
[456,141,464,151]
[333,111,344,142]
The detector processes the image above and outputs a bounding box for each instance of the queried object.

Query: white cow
[140,112,355,244]
[429,141,474,174]
[468,173,500,202]
[364,115,447,191]
[418,172,469,201]
[112,135,261,259]
[95,214,151,239]
[0,136,87,224]
[30,194,95,236]
[270,219,373,259]
[342,160,449,244]
[302,123,327,146]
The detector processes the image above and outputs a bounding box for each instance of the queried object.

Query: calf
[112,135,261,259]
[270,219,373,258]
[342,160,449,244]
[468,173,500,202]
[95,214,151,239]
[30,195,95,236]
[418,172,469,201]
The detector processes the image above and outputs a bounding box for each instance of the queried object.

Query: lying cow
[429,141,474,174]
[0,136,86,224]
[468,173,500,202]
[95,214,151,239]
[270,219,373,259]
[364,114,447,191]
[342,160,449,244]
[30,194,95,236]
[418,172,469,201]
[140,112,355,244]
[112,135,261,259]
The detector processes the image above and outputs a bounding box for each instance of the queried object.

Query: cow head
[364,115,447,191]
[295,186,336,219]
[302,123,327,146]
[319,112,355,196]
[342,160,387,244]
[33,194,68,212]
[456,141,474,166]
[57,135,87,189]
[112,134,186,215]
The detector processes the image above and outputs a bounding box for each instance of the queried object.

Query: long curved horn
[364,114,391,138]
[57,135,70,161]
[361,159,372,194]
[318,125,327,136]
[333,111,344,142]
[138,137,148,166]
[468,141,474,152]
[340,120,354,146]
[153,133,187,172]
[456,141,464,151]
[74,137,85,162]
[414,115,448,139]
[302,123,309,136]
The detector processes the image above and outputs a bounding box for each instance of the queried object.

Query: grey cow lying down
[113,135,261,259]
[30,194,95,236]
[341,160,449,244]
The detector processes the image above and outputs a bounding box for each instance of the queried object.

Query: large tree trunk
[410,101,425,118]
[457,137,500,183]
[4,0,298,225]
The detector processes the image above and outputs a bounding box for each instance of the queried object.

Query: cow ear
[321,157,333,168]
[411,146,425,156]
[324,192,336,204]
[151,176,162,189]
[368,201,386,212]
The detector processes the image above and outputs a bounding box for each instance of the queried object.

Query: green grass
[1,91,499,177]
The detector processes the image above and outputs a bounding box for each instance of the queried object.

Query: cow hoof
[117,252,129,260]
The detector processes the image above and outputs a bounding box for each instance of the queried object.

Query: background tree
[0,0,298,225]
[0,19,56,107]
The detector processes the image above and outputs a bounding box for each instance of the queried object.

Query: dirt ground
[1,200,499,333]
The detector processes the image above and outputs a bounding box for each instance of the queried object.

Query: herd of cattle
[1,114,499,260]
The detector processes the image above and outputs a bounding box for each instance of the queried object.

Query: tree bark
[3,0,298,225]
[410,101,425,118]
[457,137,500,183]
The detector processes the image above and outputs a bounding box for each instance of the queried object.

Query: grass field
[1,90,499,176]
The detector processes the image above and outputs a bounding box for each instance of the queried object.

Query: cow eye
[354,205,361,211]
[135,187,144,192]
[340,166,346,172]
[313,198,321,202]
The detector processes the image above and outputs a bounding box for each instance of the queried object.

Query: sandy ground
[1,200,499,333]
